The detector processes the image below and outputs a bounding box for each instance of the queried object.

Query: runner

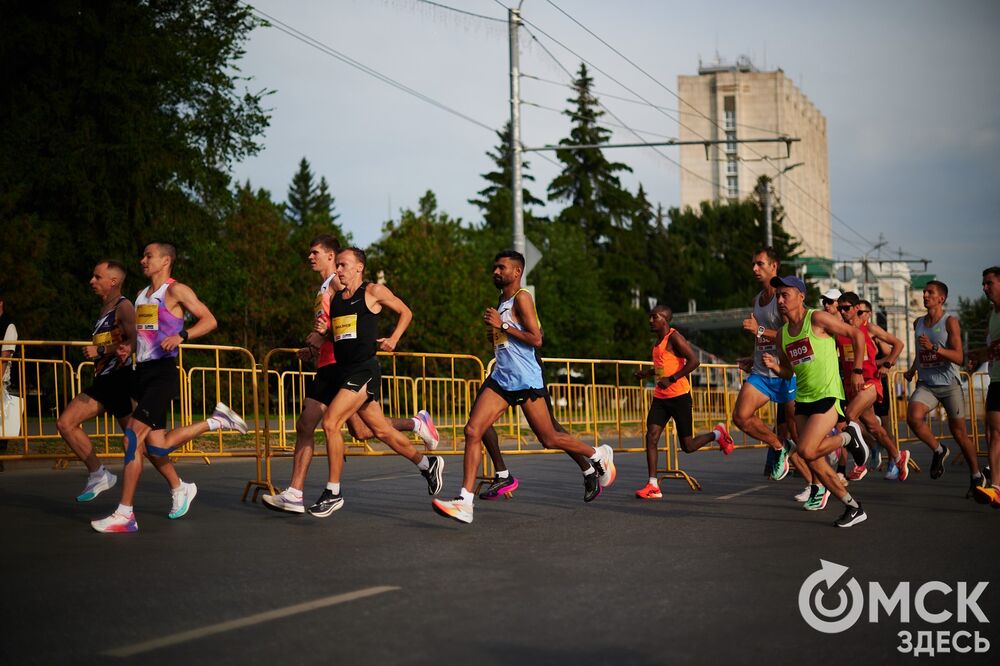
[762,275,870,527]
[858,300,894,474]
[634,305,733,500]
[262,236,438,514]
[834,292,911,482]
[731,248,798,483]
[91,242,248,533]
[309,247,444,518]
[903,280,985,494]
[821,288,842,316]
[55,261,134,501]
[971,266,1000,507]
[432,250,616,524]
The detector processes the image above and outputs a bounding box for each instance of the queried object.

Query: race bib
[493,328,508,349]
[918,349,944,367]
[136,304,158,331]
[786,338,815,366]
[93,331,113,346]
[756,340,777,354]
[332,314,357,342]
[840,343,855,363]
[653,363,664,377]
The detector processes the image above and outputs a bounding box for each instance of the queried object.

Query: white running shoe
[595,445,616,488]
[91,511,138,533]
[168,481,198,519]
[262,488,305,514]
[76,468,118,502]
[793,486,812,502]
[413,410,440,450]
[432,497,473,524]
[211,402,249,434]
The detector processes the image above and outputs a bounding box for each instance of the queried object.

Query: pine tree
[284,157,349,247]
[469,122,545,233]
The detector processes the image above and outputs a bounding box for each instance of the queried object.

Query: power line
[414,0,506,23]
[521,99,678,140]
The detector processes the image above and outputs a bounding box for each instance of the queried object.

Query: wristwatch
[501,322,510,331]
[852,368,864,375]
[96,345,106,356]
[756,325,766,339]
[881,361,893,369]
[931,343,939,353]
[179,329,190,342]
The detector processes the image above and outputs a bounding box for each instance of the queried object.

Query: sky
[232,0,1000,302]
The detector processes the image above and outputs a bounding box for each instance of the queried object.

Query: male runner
[263,236,438,513]
[834,292,910,481]
[903,280,985,493]
[731,248,797,482]
[634,305,733,499]
[971,266,1000,507]
[309,247,444,517]
[858,300,894,474]
[821,288,842,316]
[55,261,134,501]
[91,243,248,533]
[762,276,870,527]
[432,250,615,524]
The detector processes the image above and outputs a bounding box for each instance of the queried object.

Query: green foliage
[958,294,991,342]
[285,157,350,248]
[469,122,546,231]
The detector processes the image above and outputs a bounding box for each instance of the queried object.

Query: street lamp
[758,162,804,247]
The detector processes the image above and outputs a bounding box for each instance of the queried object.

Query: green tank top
[781,309,845,403]
[989,309,1000,383]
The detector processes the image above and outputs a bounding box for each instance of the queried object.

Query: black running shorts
[646,393,694,439]
[130,358,181,430]
[335,357,381,404]
[305,364,340,406]
[480,375,547,407]
[795,397,845,420]
[987,382,1000,413]
[82,370,133,419]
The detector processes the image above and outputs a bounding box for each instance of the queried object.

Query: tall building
[678,56,832,259]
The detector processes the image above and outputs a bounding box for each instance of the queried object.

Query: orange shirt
[652,329,690,399]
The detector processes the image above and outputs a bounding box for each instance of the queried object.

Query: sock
[648,477,659,488]
[839,432,851,447]
[893,453,901,464]
[711,429,721,442]
[326,482,340,494]
[582,467,595,476]
[90,466,106,479]
[589,448,604,462]
[931,443,941,453]
[841,493,859,509]
[286,486,303,498]
[206,417,221,432]
[496,469,509,479]
[416,456,430,471]
[459,488,474,504]
[116,503,133,516]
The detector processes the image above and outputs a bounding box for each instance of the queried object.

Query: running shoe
[421,456,444,495]
[168,481,198,519]
[91,511,138,533]
[803,486,830,511]
[834,504,868,528]
[771,442,791,481]
[929,444,949,479]
[847,464,868,482]
[714,423,734,455]
[967,474,989,499]
[583,472,601,502]
[76,468,117,502]
[211,402,249,434]
[884,461,899,481]
[984,466,993,485]
[432,497,473,524]
[262,488,305,514]
[479,474,518,500]
[844,422,870,468]
[897,450,911,481]
[763,446,776,477]
[793,486,812,502]
[414,410,440,450]
[868,444,883,471]
[973,485,1000,507]
[635,482,662,500]
[593,445,616,488]
[307,489,344,517]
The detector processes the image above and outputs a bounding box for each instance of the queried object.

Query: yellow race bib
[136,304,159,331]
[93,331,113,346]
[332,314,357,341]
[493,328,508,349]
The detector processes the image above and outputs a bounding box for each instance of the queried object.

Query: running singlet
[135,280,184,363]
[781,309,844,403]
[329,282,378,367]
[751,290,783,378]
[988,310,1000,384]
[491,289,544,391]
[314,274,337,368]
[652,329,690,399]
[914,314,959,386]
[836,323,877,383]
[92,296,132,376]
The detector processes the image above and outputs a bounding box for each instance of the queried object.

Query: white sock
[90,466,106,479]
[648,477,659,488]
[582,467,596,476]
[286,486,303,498]
[459,488,474,504]
[496,470,509,479]
[893,453,901,463]
[589,447,604,462]
[931,444,941,453]
[206,417,221,432]
[171,480,185,494]
[711,429,721,442]
[973,472,983,480]
[417,456,430,471]
[116,503,133,516]
[839,432,851,447]
[326,482,340,494]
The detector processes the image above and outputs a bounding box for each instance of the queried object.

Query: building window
[724,96,736,130]
[727,158,738,175]
[725,131,737,154]
[727,175,739,197]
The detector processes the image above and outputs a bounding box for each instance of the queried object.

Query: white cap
[821,288,842,301]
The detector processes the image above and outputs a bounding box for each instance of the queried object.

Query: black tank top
[329,282,378,366]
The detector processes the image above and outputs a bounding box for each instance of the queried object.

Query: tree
[958,294,992,346]
[469,122,546,233]
[285,158,349,249]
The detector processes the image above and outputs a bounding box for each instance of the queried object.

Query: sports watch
[501,322,510,331]
[756,325,766,339]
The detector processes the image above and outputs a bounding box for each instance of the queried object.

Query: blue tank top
[491,290,544,391]
[92,296,132,376]
[914,314,959,386]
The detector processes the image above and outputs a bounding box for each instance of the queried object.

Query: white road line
[360,473,414,482]
[716,485,770,501]
[103,586,399,658]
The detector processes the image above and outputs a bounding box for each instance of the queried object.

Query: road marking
[716,484,769,501]
[360,473,414,482]
[103,586,399,658]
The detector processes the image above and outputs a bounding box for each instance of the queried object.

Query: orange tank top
[653,329,690,399]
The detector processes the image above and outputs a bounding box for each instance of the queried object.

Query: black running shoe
[983,466,992,485]
[583,471,601,502]
[479,474,518,500]
[967,474,989,499]
[844,422,870,467]
[306,489,344,517]
[929,445,949,480]
[421,456,444,495]
[833,504,867,528]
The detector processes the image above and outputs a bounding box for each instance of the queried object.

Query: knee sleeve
[123,428,138,463]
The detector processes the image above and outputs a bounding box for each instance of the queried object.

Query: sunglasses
[857,310,870,315]
[837,305,854,311]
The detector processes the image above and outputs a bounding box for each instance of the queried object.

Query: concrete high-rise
[678,57,831,258]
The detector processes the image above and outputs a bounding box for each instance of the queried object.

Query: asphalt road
[2,443,997,665]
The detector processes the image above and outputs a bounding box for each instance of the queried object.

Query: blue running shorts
[746,373,797,404]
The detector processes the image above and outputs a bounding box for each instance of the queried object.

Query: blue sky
[233,0,1000,301]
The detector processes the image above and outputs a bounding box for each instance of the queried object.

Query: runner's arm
[501,291,542,348]
[934,316,964,365]
[867,321,904,369]
[368,283,411,352]
[665,330,700,383]
[161,282,217,351]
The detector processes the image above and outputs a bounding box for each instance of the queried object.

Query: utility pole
[508,6,525,266]
[757,179,773,247]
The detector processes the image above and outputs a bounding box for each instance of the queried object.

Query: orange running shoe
[714,423,735,455]
[635,483,663,500]
[973,485,1000,508]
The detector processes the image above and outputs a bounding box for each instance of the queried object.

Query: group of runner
[57,238,1000,532]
